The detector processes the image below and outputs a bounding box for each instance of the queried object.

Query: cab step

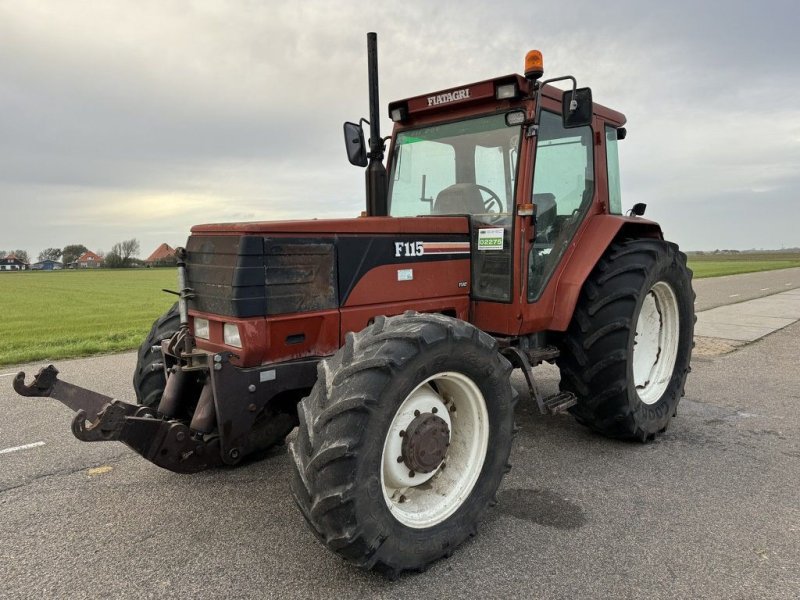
[525,345,561,365]
[541,391,577,415]
[500,347,575,416]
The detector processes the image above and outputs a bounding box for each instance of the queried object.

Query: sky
[1,0,799,260]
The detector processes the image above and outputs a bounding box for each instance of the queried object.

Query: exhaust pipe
[365,32,388,217]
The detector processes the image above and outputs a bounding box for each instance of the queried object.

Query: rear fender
[550,214,663,331]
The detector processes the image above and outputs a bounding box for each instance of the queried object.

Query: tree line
[1,238,158,269]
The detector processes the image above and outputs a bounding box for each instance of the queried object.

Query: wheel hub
[401,412,450,474]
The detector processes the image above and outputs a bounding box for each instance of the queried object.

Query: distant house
[0,254,29,271]
[31,260,64,271]
[145,243,176,266]
[71,251,103,269]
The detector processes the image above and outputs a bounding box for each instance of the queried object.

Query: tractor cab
[345,49,635,336]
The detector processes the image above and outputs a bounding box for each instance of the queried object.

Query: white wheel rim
[633,281,680,405]
[380,371,489,529]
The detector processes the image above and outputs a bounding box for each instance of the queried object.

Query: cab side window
[605,125,622,215]
[528,110,594,301]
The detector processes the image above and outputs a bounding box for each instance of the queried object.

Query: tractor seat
[433,184,486,215]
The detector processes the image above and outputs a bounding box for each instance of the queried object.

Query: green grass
[687,253,800,278]
[2,253,800,367]
[0,269,176,367]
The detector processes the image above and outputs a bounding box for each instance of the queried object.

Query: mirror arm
[532,75,579,132]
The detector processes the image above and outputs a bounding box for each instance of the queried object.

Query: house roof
[1,255,26,264]
[76,251,103,262]
[146,243,176,262]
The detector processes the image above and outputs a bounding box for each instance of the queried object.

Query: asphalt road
[1,275,799,599]
[693,266,800,311]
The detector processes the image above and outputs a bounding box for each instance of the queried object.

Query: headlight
[194,318,209,340]
[223,323,242,348]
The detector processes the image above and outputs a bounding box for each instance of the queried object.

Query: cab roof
[388,74,626,126]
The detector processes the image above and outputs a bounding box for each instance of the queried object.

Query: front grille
[185,235,337,318]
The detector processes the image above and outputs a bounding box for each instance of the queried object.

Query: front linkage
[14,363,217,473]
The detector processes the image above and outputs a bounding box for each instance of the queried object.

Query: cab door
[525,110,596,317]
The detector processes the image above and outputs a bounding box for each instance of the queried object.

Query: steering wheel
[476,184,503,213]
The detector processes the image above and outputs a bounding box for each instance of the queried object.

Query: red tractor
[15,34,694,576]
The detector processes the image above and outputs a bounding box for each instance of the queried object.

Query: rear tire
[557,239,694,441]
[289,312,516,576]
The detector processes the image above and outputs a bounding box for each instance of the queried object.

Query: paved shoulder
[694,288,800,356]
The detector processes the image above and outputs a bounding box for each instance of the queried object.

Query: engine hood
[190,216,470,236]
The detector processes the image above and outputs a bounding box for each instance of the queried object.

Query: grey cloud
[0,0,798,259]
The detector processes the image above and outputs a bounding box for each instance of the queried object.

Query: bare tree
[107,239,140,268]
[12,249,30,264]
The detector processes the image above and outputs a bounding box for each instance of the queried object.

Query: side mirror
[343,122,368,167]
[629,202,647,217]
[562,87,593,129]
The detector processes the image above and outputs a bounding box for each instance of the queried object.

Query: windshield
[388,113,521,216]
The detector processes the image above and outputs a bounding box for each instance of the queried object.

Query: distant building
[31,259,64,271]
[145,243,176,266]
[0,255,29,271]
[70,251,104,269]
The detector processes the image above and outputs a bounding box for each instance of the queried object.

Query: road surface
[1,274,798,599]
[692,266,800,311]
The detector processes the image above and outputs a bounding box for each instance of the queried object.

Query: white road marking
[729,294,740,298]
[0,441,46,455]
[0,373,17,378]
[760,287,770,291]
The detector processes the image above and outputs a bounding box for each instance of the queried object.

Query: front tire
[289,312,516,575]
[133,303,179,408]
[557,239,694,441]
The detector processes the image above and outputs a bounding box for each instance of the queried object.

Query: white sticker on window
[397,268,414,281]
[477,228,504,251]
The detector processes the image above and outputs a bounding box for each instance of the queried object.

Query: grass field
[686,253,800,278]
[0,269,175,366]
[2,254,800,367]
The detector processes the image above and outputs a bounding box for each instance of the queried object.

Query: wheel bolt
[414,409,420,417]
[409,470,415,478]
[399,430,406,437]
[397,455,404,463]
[450,405,456,412]
[399,495,406,503]
[432,407,438,414]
